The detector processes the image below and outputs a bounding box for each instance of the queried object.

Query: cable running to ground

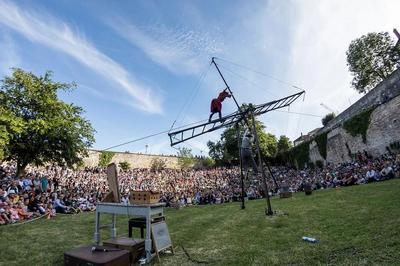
[92,119,209,154]
[170,64,211,131]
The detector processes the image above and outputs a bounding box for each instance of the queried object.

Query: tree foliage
[343,108,374,143]
[200,157,215,168]
[98,151,115,167]
[0,68,95,175]
[322,112,336,127]
[0,107,24,160]
[277,135,292,154]
[207,140,228,165]
[193,156,215,169]
[290,140,310,169]
[207,115,277,165]
[177,147,195,169]
[346,32,400,93]
[118,161,131,171]
[315,132,328,160]
[150,157,167,172]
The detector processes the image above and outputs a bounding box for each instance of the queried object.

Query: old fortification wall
[322,68,400,133]
[82,150,180,169]
[308,68,400,165]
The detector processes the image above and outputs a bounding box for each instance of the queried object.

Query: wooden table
[94,202,165,263]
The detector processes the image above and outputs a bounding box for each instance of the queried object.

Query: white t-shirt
[366,170,376,179]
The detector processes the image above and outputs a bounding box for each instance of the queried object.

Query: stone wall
[309,94,400,165]
[309,140,325,164]
[82,150,180,169]
[321,68,400,134]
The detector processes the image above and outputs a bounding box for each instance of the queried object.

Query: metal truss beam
[168,90,305,146]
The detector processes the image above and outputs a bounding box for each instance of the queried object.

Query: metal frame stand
[168,58,305,216]
[250,108,273,216]
[235,123,246,209]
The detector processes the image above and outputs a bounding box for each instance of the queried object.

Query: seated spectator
[53,194,68,214]
[380,163,394,180]
[366,168,378,182]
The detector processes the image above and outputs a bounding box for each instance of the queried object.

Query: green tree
[118,161,131,171]
[150,157,167,172]
[0,107,24,160]
[177,147,195,169]
[207,140,224,163]
[98,151,115,167]
[201,157,215,168]
[193,156,215,169]
[277,135,292,154]
[0,68,95,175]
[322,112,336,126]
[207,115,277,164]
[346,32,400,93]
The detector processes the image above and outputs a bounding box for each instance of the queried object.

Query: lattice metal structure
[168,58,305,215]
[168,90,305,146]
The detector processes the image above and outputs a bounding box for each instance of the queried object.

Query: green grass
[1,179,400,265]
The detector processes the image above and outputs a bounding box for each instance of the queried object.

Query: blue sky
[0,0,399,155]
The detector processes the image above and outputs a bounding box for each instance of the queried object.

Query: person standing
[208,89,232,122]
[241,128,258,176]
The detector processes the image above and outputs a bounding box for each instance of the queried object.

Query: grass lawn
[1,179,399,266]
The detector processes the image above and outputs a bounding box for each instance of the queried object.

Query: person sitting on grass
[366,167,378,182]
[0,212,6,225]
[0,200,11,224]
[46,203,56,219]
[9,204,20,222]
[28,194,46,215]
[16,201,33,220]
[380,162,394,180]
[53,194,68,214]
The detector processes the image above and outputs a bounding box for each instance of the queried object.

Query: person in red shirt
[208,89,231,122]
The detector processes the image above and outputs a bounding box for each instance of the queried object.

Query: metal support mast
[250,107,273,215]
[236,123,246,209]
[168,58,305,215]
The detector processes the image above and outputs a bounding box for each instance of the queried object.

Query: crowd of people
[1,151,399,225]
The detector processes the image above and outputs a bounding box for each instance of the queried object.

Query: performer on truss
[241,128,258,177]
[208,89,231,122]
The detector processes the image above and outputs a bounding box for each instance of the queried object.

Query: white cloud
[0,34,20,76]
[0,1,163,114]
[108,20,223,75]
[283,0,400,140]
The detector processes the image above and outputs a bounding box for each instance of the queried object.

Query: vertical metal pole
[111,213,117,238]
[236,123,245,209]
[145,207,152,262]
[250,108,273,216]
[94,211,100,245]
[211,57,241,111]
[264,159,280,191]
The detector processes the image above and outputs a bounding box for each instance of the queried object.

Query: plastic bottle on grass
[302,236,318,243]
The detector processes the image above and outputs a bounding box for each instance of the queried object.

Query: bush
[98,151,114,167]
[343,108,374,143]
[118,161,131,171]
[322,112,336,126]
[177,147,195,169]
[315,132,328,159]
[150,157,167,172]
[289,141,310,169]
